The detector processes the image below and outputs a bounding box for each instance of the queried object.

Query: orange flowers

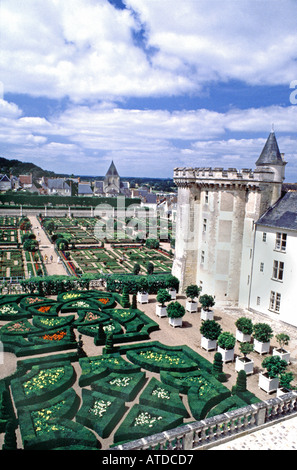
[98,298,109,305]
[38,305,51,313]
[42,331,67,341]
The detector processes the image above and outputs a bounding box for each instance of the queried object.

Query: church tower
[172,131,286,307]
[103,161,120,195]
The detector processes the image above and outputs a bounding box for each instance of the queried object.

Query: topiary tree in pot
[185,284,201,313]
[199,294,215,320]
[217,332,236,363]
[236,342,254,375]
[156,288,172,317]
[253,323,273,355]
[199,294,215,311]
[259,355,288,393]
[235,317,253,342]
[166,301,185,327]
[273,333,291,364]
[200,319,222,351]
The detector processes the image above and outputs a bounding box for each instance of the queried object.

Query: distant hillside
[0,156,59,179]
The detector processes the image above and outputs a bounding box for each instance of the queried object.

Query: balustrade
[113,391,297,451]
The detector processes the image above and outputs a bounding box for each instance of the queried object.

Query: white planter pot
[273,348,291,364]
[217,346,235,363]
[156,305,167,317]
[201,309,214,321]
[167,288,176,300]
[253,339,270,355]
[186,300,198,313]
[277,387,291,397]
[235,356,254,375]
[168,317,183,327]
[137,292,148,304]
[259,373,279,393]
[201,336,217,351]
[236,329,252,343]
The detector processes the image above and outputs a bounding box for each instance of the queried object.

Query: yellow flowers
[23,367,65,396]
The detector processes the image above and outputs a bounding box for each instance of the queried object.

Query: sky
[1,0,297,180]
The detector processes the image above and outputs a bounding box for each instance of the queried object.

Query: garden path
[27,215,69,276]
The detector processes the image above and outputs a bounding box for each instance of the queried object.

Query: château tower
[172,131,286,306]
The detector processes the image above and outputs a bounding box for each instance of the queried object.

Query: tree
[253,323,273,343]
[145,238,159,249]
[261,355,288,379]
[104,332,114,354]
[146,262,154,275]
[200,320,222,341]
[133,263,141,275]
[279,372,295,390]
[94,323,106,346]
[156,288,171,307]
[217,332,236,350]
[275,333,290,352]
[121,287,130,308]
[235,317,253,335]
[199,294,215,311]
[2,420,17,450]
[235,370,247,393]
[239,342,254,358]
[186,284,201,301]
[166,301,185,319]
[212,352,227,382]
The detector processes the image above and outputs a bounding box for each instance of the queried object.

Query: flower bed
[91,370,146,401]
[126,344,199,373]
[113,404,183,444]
[78,353,140,387]
[11,361,76,406]
[76,389,126,438]
[139,377,189,418]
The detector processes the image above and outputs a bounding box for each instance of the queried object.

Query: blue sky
[1,0,297,180]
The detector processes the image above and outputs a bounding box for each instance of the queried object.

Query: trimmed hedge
[11,361,76,407]
[139,377,189,418]
[113,404,183,445]
[76,388,126,439]
[91,370,146,401]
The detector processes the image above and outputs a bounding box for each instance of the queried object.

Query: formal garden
[0,278,271,450]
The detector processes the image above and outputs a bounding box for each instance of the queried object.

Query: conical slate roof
[105,161,119,177]
[255,132,284,166]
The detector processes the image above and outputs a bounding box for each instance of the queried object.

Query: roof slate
[256,191,297,231]
[255,131,284,166]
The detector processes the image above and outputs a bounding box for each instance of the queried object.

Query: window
[275,232,287,252]
[205,191,209,204]
[260,262,264,272]
[203,218,207,232]
[262,232,267,242]
[269,291,281,313]
[272,260,284,281]
[257,296,261,306]
[201,250,205,264]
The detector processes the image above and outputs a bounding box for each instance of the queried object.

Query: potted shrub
[259,355,288,393]
[165,278,177,300]
[200,319,222,351]
[235,342,254,375]
[277,372,295,397]
[166,301,185,327]
[253,322,273,354]
[235,317,253,343]
[155,288,172,317]
[199,294,215,320]
[185,284,201,313]
[273,333,291,364]
[217,332,236,363]
[137,277,149,304]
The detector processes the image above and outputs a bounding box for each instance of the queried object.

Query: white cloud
[2,0,297,102]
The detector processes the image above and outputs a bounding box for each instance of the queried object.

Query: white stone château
[172,131,293,322]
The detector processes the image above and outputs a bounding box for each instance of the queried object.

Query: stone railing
[113,391,297,451]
